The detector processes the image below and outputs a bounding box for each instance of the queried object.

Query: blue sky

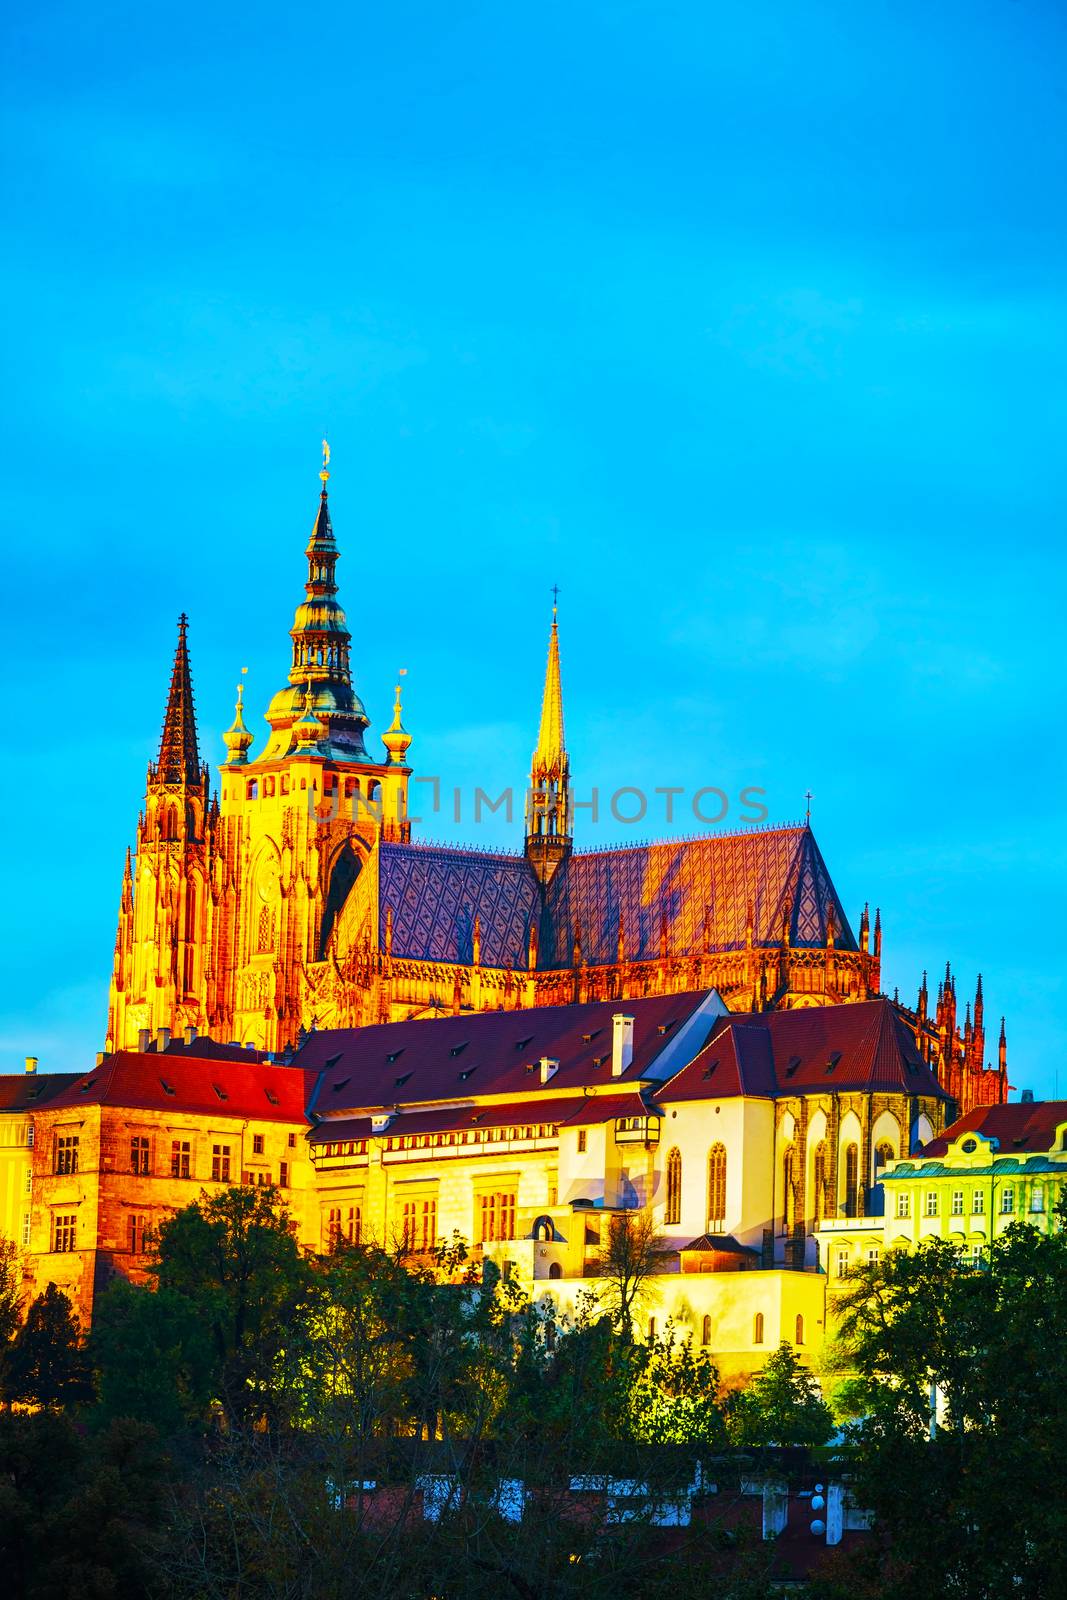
[2,1,1064,1092]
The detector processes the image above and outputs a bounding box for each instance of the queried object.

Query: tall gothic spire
[534,596,566,771]
[152,615,202,785]
[526,594,572,884]
[263,449,371,761]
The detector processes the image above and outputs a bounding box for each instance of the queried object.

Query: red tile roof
[924,1100,1067,1157]
[44,1053,315,1125]
[0,1073,82,1113]
[658,999,943,1101]
[658,1024,776,1101]
[301,993,714,1114]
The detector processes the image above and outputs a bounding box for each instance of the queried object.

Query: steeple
[152,615,203,787]
[535,593,565,767]
[263,449,372,762]
[525,594,572,884]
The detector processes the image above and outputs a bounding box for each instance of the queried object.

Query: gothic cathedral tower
[107,616,214,1049]
[107,461,413,1053]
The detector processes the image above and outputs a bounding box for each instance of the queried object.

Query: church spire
[152,614,202,786]
[534,590,566,768]
[263,447,371,761]
[525,592,572,884]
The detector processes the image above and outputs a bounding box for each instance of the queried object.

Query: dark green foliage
[91,1279,216,1434]
[725,1341,835,1447]
[820,1204,1067,1600]
[150,1182,311,1421]
[5,1283,95,1409]
[0,1410,163,1599]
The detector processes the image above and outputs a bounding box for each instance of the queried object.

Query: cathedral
[106,462,1005,1115]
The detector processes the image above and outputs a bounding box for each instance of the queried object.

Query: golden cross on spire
[320,438,331,488]
[551,583,560,622]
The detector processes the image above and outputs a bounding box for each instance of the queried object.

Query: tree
[590,1208,674,1336]
[150,1184,310,1421]
[6,1284,94,1410]
[725,1341,834,1448]
[822,1209,1067,1600]
[0,1236,20,1401]
[91,1279,216,1434]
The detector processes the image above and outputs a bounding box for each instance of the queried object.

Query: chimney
[612,1014,635,1078]
[138,1028,152,1053]
[1020,1088,1034,1104]
[183,1025,198,1046]
[539,1056,559,1085]
[156,1026,171,1052]
[95,1052,106,1067]
[24,1055,38,1075]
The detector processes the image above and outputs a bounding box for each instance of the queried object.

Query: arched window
[701,1314,712,1346]
[257,904,274,954]
[548,1261,562,1280]
[795,1314,805,1345]
[707,1143,727,1229]
[875,1140,895,1170]
[782,1145,797,1231]
[665,1147,682,1225]
[812,1141,828,1224]
[843,1144,860,1217]
[753,1312,764,1345]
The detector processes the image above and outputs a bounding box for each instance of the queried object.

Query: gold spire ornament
[382,671,413,766]
[320,438,331,487]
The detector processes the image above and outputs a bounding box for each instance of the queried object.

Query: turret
[525,595,572,884]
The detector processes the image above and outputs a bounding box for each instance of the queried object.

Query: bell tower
[213,451,414,1048]
[525,594,572,884]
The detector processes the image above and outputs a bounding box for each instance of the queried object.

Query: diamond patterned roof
[378,826,854,971]
[541,825,854,969]
[380,843,539,966]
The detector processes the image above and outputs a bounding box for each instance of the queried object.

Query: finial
[551,583,560,623]
[382,668,412,765]
[222,665,254,765]
[804,789,813,824]
[320,438,330,489]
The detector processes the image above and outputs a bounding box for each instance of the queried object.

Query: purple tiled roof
[378,825,855,972]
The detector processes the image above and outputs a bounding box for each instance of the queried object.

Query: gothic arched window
[783,1145,797,1232]
[707,1143,727,1230]
[753,1312,764,1345]
[844,1143,860,1218]
[701,1314,712,1346]
[665,1147,682,1225]
[875,1139,895,1169]
[812,1140,828,1224]
[795,1314,805,1345]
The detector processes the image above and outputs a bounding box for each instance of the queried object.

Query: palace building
[105,462,1005,1115]
[817,1097,1067,1282]
[21,990,954,1369]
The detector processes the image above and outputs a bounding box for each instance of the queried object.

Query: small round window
[961,1138,978,1153]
